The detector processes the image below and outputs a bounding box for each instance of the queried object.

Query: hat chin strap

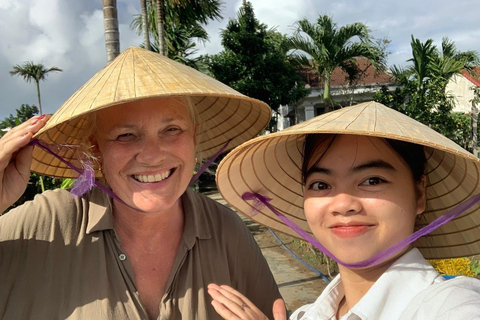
[30,138,232,208]
[30,139,127,205]
[243,192,480,268]
[189,139,231,186]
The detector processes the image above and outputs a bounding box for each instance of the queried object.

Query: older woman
[209,101,480,320]
[0,47,281,320]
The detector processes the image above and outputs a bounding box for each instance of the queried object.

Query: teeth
[134,170,171,183]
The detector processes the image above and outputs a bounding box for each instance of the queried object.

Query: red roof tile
[461,66,480,87]
[299,58,394,88]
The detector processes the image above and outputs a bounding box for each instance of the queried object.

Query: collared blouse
[291,248,480,320]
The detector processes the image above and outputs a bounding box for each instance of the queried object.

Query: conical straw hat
[216,101,480,259]
[31,46,271,178]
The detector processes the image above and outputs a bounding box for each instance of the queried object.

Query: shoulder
[402,276,480,319]
[1,188,89,241]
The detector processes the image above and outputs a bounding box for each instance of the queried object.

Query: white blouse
[290,248,480,320]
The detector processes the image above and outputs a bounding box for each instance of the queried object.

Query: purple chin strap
[29,138,228,205]
[242,191,480,268]
[29,139,127,205]
[189,139,231,186]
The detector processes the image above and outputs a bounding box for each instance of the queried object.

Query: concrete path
[206,192,329,313]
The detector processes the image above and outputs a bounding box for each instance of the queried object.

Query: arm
[0,115,50,214]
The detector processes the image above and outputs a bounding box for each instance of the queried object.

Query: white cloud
[1,0,480,120]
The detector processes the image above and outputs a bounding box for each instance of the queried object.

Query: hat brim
[31,47,271,178]
[216,101,480,259]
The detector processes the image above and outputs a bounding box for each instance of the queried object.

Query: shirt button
[119,254,127,261]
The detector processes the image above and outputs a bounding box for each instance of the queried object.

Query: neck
[112,199,185,248]
[336,258,396,317]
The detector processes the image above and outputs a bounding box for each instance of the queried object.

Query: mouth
[329,222,375,238]
[330,222,374,228]
[133,168,175,183]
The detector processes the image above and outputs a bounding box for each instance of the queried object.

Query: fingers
[0,115,49,171]
[2,114,49,140]
[208,284,268,320]
[272,299,287,320]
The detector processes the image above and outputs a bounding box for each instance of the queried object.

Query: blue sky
[1,0,479,119]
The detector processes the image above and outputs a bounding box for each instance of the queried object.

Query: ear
[415,175,427,215]
[89,136,101,160]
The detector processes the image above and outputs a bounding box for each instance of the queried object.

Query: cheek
[303,197,326,226]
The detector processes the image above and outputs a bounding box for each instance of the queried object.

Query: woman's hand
[208,284,287,320]
[0,115,49,213]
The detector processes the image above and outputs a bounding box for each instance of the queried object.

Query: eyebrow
[110,117,184,129]
[307,160,396,177]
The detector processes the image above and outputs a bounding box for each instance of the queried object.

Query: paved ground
[206,192,329,313]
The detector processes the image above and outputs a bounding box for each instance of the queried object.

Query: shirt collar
[295,274,344,319]
[86,187,114,234]
[350,248,443,320]
[85,187,213,246]
[181,187,212,249]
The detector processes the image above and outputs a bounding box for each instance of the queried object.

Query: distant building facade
[446,67,480,114]
[277,59,396,130]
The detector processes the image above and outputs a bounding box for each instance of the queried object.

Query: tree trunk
[323,71,332,111]
[141,0,151,50]
[35,80,42,115]
[103,0,120,62]
[156,0,166,56]
[472,101,478,157]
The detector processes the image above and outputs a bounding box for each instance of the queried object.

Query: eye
[116,133,136,142]
[165,126,183,135]
[360,177,386,186]
[308,181,331,191]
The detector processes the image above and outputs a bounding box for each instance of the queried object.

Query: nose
[329,192,362,216]
[135,137,167,166]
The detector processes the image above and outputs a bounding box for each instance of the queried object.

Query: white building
[446,67,480,114]
[277,59,396,131]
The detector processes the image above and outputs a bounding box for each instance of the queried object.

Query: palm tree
[10,62,62,115]
[394,36,479,110]
[140,0,151,50]
[103,0,120,62]
[133,0,222,56]
[287,15,387,109]
[155,0,166,55]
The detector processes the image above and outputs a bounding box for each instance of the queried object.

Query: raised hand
[208,284,287,320]
[0,115,50,213]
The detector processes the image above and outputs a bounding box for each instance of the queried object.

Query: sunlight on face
[303,135,425,265]
[93,97,196,213]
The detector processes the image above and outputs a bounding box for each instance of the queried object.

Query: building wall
[446,74,476,113]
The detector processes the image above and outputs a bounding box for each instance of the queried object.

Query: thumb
[273,298,287,320]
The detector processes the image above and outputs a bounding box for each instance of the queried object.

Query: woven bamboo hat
[216,101,480,259]
[31,46,271,178]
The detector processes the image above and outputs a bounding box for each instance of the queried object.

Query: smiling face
[92,97,196,213]
[303,135,426,266]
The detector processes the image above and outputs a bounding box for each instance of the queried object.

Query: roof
[461,66,480,87]
[299,58,394,88]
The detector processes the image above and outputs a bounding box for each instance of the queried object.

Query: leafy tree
[287,15,387,109]
[0,104,39,133]
[206,2,310,131]
[10,62,62,115]
[131,0,222,60]
[375,36,479,147]
[0,105,62,212]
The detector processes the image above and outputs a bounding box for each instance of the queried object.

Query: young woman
[209,101,480,320]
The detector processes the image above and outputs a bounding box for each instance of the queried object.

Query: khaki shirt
[0,188,281,319]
